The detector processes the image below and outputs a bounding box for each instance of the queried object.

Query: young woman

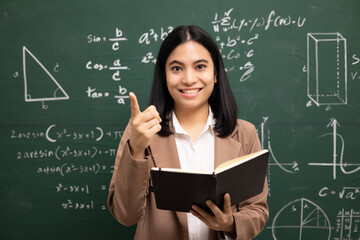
[108,25,268,240]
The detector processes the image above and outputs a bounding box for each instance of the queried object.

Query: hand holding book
[190,193,236,234]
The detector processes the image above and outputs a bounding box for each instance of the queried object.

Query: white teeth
[182,89,200,94]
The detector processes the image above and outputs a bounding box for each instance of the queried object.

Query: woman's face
[165,40,216,114]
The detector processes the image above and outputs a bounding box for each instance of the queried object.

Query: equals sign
[101,205,107,210]
[101,185,107,190]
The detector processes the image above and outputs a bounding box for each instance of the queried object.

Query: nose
[182,69,197,85]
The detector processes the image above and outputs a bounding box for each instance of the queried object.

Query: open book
[150,149,269,212]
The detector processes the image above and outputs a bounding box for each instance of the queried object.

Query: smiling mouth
[180,89,201,94]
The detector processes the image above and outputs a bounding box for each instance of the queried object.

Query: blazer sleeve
[227,121,269,240]
[107,123,151,226]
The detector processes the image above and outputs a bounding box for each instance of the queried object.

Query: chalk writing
[85,28,130,104]
[56,183,90,194]
[16,146,116,160]
[138,26,174,45]
[352,54,360,65]
[211,9,306,33]
[9,123,119,212]
[86,85,129,104]
[269,198,331,239]
[351,72,360,80]
[11,129,45,139]
[111,59,131,81]
[56,146,116,159]
[60,199,107,211]
[114,85,130,104]
[259,116,300,174]
[141,52,156,64]
[335,209,360,240]
[17,149,54,160]
[308,118,360,180]
[37,163,114,176]
[214,34,258,82]
[86,86,110,99]
[349,53,360,83]
[85,59,130,80]
[319,187,360,200]
[87,28,128,44]
[56,183,108,194]
[61,199,94,210]
[22,46,69,109]
[138,26,174,65]
[306,33,348,107]
[10,125,124,143]
[210,8,306,83]
[215,34,259,50]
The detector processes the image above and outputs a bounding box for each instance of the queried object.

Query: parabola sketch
[23,46,69,109]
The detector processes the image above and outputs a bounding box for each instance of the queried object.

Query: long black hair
[149,25,237,138]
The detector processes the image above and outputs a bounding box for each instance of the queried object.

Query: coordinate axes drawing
[259,117,299,174]
[307,33,347,107]
[308,118,360,180]
[23,46,69,109]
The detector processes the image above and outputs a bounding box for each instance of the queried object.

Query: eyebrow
[168,59,209,65]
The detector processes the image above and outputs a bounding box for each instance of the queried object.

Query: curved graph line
[268,141,295,173]
[319,133,360,175]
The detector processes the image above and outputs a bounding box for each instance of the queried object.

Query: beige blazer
[108,119,269,240]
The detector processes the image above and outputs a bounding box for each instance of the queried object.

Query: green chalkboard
[1,0,359,239]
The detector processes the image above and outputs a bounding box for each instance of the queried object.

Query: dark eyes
[171,66,182,71]
[170,64,206,72]
[196,64,206,70]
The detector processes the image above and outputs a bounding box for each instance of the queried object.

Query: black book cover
[150,150,269,212]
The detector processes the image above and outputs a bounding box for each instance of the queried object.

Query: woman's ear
[214,72,217,83]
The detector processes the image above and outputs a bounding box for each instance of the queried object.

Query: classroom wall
[0,0,359,239]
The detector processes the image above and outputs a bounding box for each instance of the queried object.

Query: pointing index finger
[129,92,141,117]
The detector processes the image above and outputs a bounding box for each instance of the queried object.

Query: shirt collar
[172,107,215,136]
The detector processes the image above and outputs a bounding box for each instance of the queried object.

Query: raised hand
[128,92,162,159]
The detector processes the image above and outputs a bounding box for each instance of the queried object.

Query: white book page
[214,149,269,175]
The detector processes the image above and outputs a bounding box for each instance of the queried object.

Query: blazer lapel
[149,133,181,168]
[149,134,189,239]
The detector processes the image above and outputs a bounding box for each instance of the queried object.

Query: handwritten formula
[9,125,122,211]
[211,8,306,82]
[85,28,130,104]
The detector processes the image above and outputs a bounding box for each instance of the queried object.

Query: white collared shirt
[172,108,215,240]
